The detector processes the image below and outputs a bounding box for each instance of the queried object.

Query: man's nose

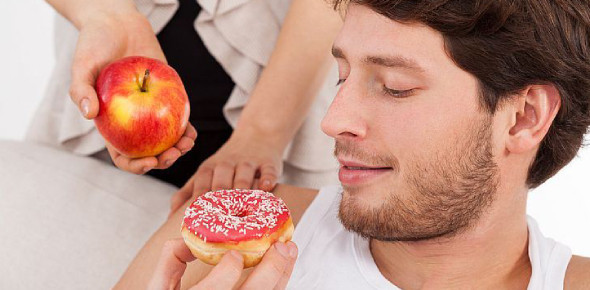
[321,80,367,140]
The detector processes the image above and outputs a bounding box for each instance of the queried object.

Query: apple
[94,56,190,158]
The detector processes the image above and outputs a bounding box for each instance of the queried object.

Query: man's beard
[337,117,499,242]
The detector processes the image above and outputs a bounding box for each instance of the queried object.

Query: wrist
[72,0,139,30]
[231,123,291,155]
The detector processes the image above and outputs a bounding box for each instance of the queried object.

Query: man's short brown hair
[332,0,590,188]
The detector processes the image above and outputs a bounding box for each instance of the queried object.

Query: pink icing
[183,189,290,243]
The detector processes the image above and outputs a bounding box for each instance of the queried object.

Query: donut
[181,189,294,268]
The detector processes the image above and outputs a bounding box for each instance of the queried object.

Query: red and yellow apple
[94,56,190,158]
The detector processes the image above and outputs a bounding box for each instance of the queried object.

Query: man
[117,0,590,289]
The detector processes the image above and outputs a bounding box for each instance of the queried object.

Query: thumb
[148,239,196,290]
[69,60,100,119]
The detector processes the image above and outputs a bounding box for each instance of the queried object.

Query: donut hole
[231,204,256,218]
[233,211,248,218]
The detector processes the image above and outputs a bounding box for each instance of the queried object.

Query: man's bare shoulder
[564,255,590,289]
[272,184,319,226]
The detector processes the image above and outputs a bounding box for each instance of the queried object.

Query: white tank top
[288,186,572,289]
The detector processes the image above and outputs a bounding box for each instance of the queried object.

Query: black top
[157,0,234,131]
[147,0,235,187]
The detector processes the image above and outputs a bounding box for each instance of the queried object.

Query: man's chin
[338,185,465,242]
[338,197,459,242]
[341,182,397,208]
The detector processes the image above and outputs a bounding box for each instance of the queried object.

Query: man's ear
[506,84,561,154]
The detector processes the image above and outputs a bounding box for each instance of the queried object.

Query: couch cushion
[0,140,177,289]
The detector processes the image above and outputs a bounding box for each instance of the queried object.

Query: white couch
[0,140,177,289]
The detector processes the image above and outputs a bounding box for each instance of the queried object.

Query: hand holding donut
[181,189,294,267]
[148,238,297,290]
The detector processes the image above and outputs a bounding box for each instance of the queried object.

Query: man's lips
[338,158,394,185]
[342,166,392,170]
[338,158,393,170]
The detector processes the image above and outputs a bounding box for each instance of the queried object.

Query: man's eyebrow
[332,45,425,72]
[364,56,425,72]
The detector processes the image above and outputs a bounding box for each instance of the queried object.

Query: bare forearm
[115,198,209,290]
[234,0,342,149]
[116,184,316,289]
[45,0,137,29]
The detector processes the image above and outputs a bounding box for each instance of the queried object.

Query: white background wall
[0,1,55,140]
[1,1,589,257]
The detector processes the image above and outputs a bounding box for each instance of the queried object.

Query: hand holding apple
[94,56,196,173]
[69,10,166,120]
[66,11,195,174]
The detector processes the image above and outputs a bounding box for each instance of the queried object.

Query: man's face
[321,4,500,241]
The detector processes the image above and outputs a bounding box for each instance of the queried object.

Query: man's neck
[370,199,531,289]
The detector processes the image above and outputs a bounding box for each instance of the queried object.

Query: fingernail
[181,143,193,154]
[263,180,271,187]
[229,250,243,261]
[142,167,151,173]
[80,98,90,117]
[275,242,290,258]
[184,141,195,153]
[165,159,172,166]
[287,242,298,258]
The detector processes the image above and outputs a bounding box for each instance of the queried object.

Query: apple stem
[141,69,150,92]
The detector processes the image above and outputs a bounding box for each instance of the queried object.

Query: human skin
[147,239,298,290]
[322,4,589,289]
[115,184,318,289]
[169,0,343,211]
[45,0,342,193]
[118,3,590,290]
[45,0,196,173]
[324,5,533,288]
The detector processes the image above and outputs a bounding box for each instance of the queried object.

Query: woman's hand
[169,131,283,213]
[167,0,342,209]
[69,8,164,119]
[106,125,197,174]
[148,239,298,290]
[67,8,196,173]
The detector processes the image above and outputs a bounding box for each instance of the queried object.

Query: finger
[115,155,159,174]
[176,136,196,156]
[193,165,214,196]
[107,143,158,174]
[211,161,236,190]
[240,242,294,290]
[192,250,243,290]
[70,58,100,119]
[273,242,298,290]
[175,124,197,155]
[105,142,121,162]
[258,163,279,192]
[154,147,182,169]
[252,178,261,189]
[148,239,196,290]
[184,123,198,140]
[233,161,257,189]
[169,175,196,215]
